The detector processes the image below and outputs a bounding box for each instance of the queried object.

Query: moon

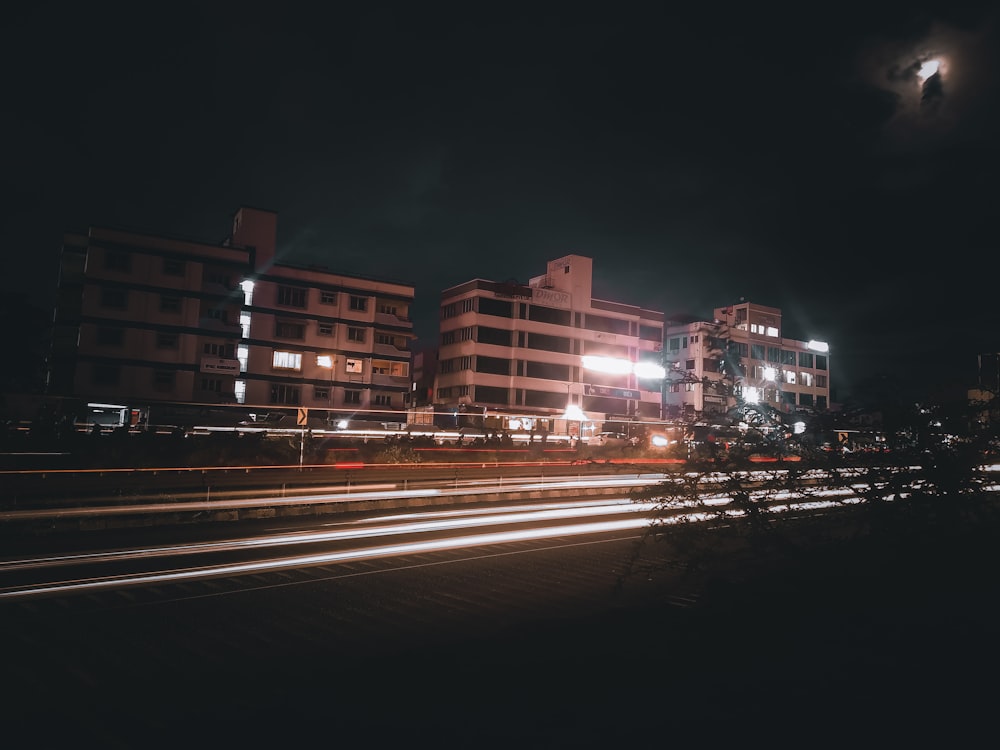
[917,59,940,82]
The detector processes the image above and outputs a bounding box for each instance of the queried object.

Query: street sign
[297,407,309,426]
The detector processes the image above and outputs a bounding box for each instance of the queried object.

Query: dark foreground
[3,515,998,749]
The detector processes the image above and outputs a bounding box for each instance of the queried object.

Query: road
[3,465,999,746]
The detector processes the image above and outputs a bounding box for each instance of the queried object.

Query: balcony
[375,310,412,327]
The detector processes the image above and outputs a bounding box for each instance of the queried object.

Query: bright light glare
[563,405,586,421]
[316,355,333,368]
[793,421,806,434]
[633,362,666,379]
[583,356,666,378]
[744,386,760,404]
[581,355,632,375]
[336,419,349,429]
[763,366,777,381]
[918,59,940,82]
[807,340,829,353]
[650,434,669,447]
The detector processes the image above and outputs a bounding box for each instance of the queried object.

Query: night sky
[3,3,998,400]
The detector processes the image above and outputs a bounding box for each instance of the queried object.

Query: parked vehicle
[589,431,638,447]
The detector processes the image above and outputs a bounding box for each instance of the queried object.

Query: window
[204,270,230,287]
[201,378,223,392]
[750,344,765,360]
[203,342,235,358]
[349,295,368,311]
[157,332,178,349]
[207,308,229,323]
[391,361,409,377]
[525,331,568,352]
[374,394,392,406]
[100,288,128,309]
[780,350,796,366]
[277,286,307,308]
[668,337,681,352]
[800,372,814,387]
[270,384,301,405]
[816,395,827,409]
[799,393,814,407]
[345,358,364,374]
[816,374,828,388]
[344,390,361,405]
[784,370,796,384]
[318,322,334,336]
[160,295,181,313]
[314,385,330,400]
[816,355,828,371]
[527,304,570,326]
[163,258,185,276]
[104,251,131,272]
[476,356,511,375]
[375,333,396,346]
[320,290,338,305]
[272,351,302,370]
[275,321,305,339]
[152,370,174,390]
[96,326,124,346]
[798,352,814,368]
[378,302,398,316]
[639,324,662,342]
[348,326,365,343]
[767,346,781,363]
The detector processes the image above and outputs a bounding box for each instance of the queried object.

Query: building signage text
[532,288,570,308]
[200,357,240,375]
[584,384,639,400]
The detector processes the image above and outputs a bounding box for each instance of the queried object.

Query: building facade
[432,255,664,435]
[663,300,831,420]
[49,206,415,424]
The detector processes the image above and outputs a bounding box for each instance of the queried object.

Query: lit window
[272,351,302,370]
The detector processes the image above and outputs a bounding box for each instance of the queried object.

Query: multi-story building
[49,206,415,424]
[663,300,830,420]
[432,255,665,436]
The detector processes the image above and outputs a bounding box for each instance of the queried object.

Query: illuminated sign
[584,385,639,400]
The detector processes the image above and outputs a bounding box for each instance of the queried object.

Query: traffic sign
[297,407,309,426]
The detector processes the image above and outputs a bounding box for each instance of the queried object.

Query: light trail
[0,489,895,600]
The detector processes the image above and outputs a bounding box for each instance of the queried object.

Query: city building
[431,255,665,437]
[662,300,831,420]
[48,206,415,426]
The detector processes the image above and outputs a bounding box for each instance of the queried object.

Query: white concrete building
[50,206,415,423]
[433,255,665,436]
[663,300,830,420]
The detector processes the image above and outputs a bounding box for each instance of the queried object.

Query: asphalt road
[3,507,999,749]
